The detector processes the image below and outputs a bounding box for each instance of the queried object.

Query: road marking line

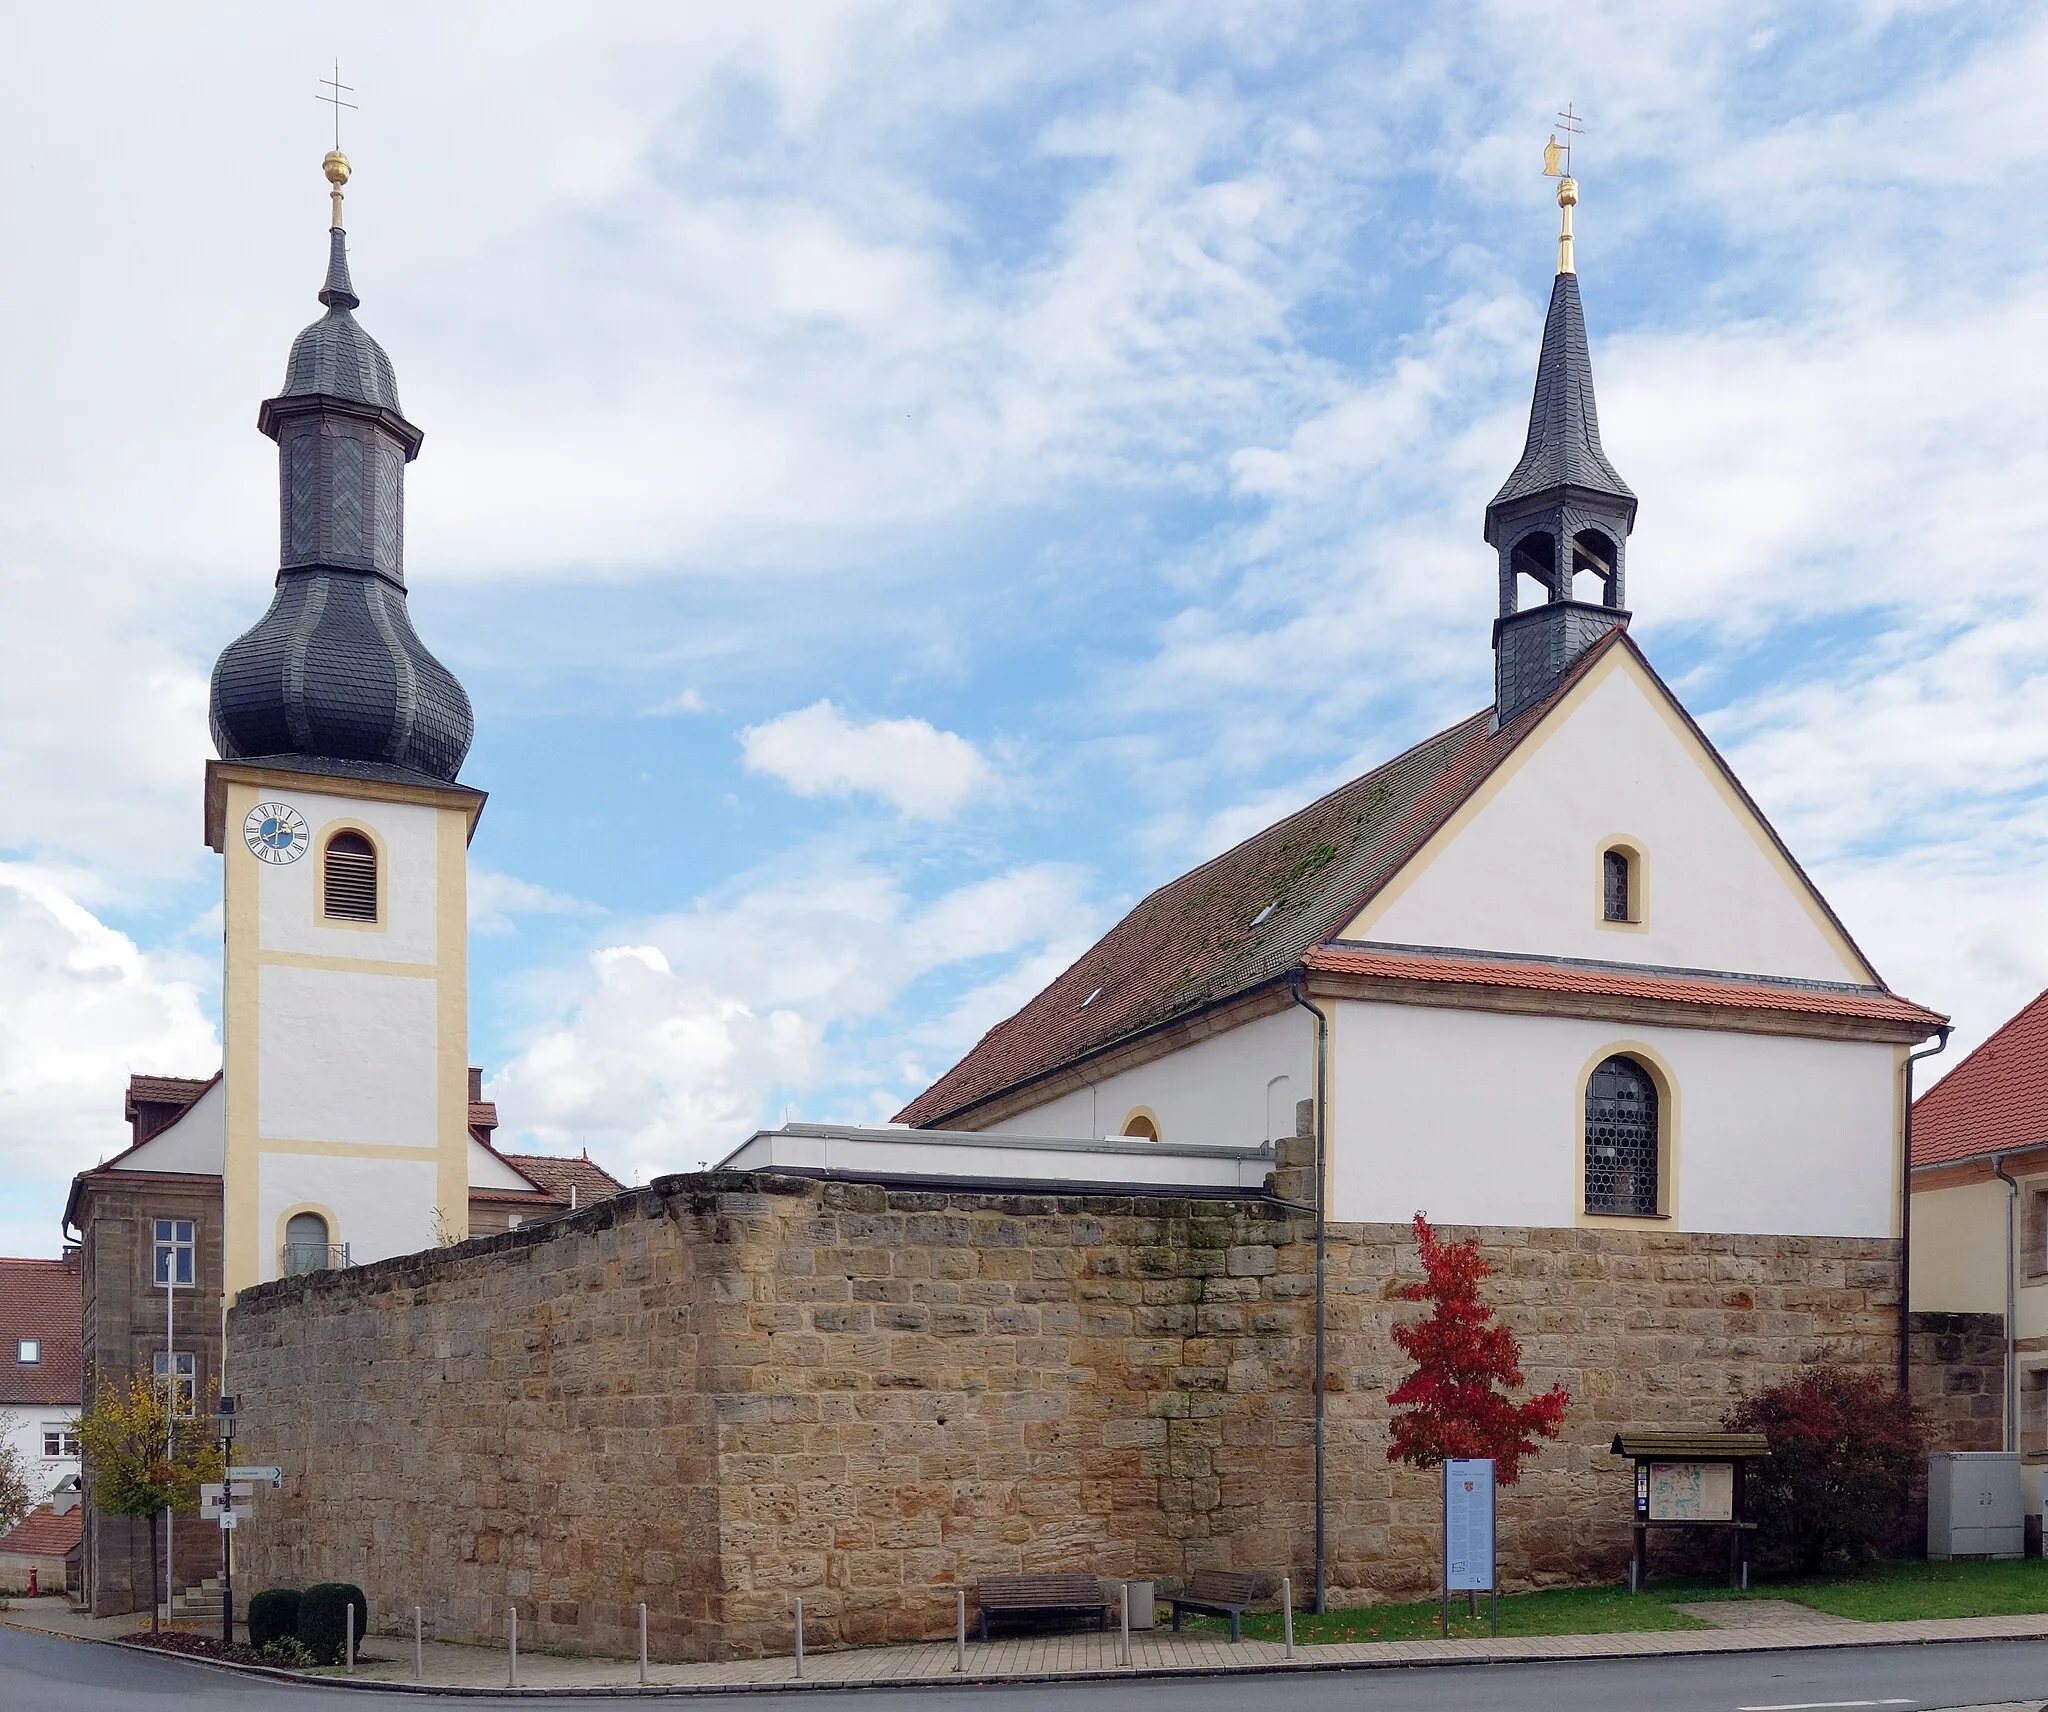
[1737,1702,1916,1711]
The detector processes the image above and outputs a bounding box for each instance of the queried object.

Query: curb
[4,1619,2033,1698]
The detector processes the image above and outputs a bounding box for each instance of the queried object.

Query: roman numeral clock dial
[243,801,309,864]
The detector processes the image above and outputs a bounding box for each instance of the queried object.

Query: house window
[16,1338,39,1365]
[42,1426,78,1459]
[153,1351,197,1415]
[2026,1188,2048,1279]
[152,1219,194,1287]
[322,831,378,922]
[2024,1367,2048,1460]
[1585,1055,1660,1216]
[1603,848,1633,923]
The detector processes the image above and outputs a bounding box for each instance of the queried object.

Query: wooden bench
[1169,1569,1260,1642]
[974,1573,1109,1640]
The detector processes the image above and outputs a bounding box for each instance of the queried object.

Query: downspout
[1289,976,1330,1614]
[1899,1026,1952,1392]
[1993,1154,2019,1453]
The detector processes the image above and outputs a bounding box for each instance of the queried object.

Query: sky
[5,0,2048,1256]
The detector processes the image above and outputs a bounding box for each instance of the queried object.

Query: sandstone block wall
[226,1173,1899,1662]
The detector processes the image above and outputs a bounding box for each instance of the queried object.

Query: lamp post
[218,1397,237,1649]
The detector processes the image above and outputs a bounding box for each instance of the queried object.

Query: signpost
[228,1466,284,1489]
[1441,1458,1497,1638]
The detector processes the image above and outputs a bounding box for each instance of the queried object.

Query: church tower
[204,152,483,1296]
[1486,166,1637,723]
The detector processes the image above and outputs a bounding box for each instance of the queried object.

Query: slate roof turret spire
[1485,150,1638,724]
[209,153,474,786]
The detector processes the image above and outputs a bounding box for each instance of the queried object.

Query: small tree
[0,1411,36,1533]
[1386,1213,1570,1485]
[75,1374,224,1635]
[1726,1365,1925,1573]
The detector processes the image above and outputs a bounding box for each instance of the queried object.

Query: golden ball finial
[1556,175,1579,208]
[323,149,351,188]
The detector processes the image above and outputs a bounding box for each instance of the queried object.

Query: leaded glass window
[1603,849,1632,922]
[1585,1055,1658,1216]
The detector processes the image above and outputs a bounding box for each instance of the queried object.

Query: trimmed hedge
[298,1582,369,1665]
[247,1587,301,1650]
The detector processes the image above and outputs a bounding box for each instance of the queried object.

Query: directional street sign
[228,1465,283,1488]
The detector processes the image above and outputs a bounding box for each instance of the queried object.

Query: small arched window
[1122,1113,1160,1142]
[1603,848,1633,922]
[323,831,378,921]
[1585,1056,1659,1216]
[282,1211,331,1276]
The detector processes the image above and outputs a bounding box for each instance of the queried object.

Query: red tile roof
[0,1256,82,1407]
[897,629,1919,1130]
[0,1505,82,1560]
[1911,988,2048,1168]
[499,1154,626,1208]
[1303,945,1946,1030]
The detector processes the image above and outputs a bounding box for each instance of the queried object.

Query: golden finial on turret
[1543,105,1584,276]
[323,148,351,229]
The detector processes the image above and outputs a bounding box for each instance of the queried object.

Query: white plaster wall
[1909,1177,2010,1314]
[1357,661,1867,983]
[0,1411,76,1502]
[257,966,439,1147]
[257,1152,439,1278]
[257,791,438,965]
[1330,1000,1896,1237]
[110,1080,225,1175]
[468,1137,536,1190]
[983,1007,1313,1147]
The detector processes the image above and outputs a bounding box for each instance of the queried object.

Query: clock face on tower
[243,802,310,865]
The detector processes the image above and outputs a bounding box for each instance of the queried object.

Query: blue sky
[5,1,2048,1254]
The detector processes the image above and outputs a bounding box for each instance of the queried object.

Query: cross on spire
[1553,102,1583,179]
[318,62,357,151]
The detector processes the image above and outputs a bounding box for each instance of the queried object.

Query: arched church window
[323,831,378,921]
[1585,1056,1659,1216]
[283,1210,331,1276]
[1603,848,1633,922]
[1122,1112,1160,1142]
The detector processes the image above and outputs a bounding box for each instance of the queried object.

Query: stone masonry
[224,1173,1900,1663]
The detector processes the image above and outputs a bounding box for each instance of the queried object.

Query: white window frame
[153,1218,195,1288]
[16,1337,39,1365]
[153,1350,197,1415]
[42,1424,77,1459]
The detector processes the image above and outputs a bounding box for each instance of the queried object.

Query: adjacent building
[0,1254,82,1505]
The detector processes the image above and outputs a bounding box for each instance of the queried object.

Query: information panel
[1647,1460,1734,1523]
[1444,1458,1495,1592]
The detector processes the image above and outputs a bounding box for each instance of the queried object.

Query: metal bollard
[1281,1576,1293,1659]
[508,1605,519,1689]
[345,1601,355,1674]
[639,1602,649,1685]
[954,1589,966,1673]
[1119,1581,1131,1667]
[414,1606,423,1682]
[793,1596,804,1679]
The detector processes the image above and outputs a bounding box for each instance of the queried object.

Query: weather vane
[316,62,358,229]
[1541,104,1584,276]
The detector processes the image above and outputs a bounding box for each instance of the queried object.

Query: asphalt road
[1,1624,2043,1711]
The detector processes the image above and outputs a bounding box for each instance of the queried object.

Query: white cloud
[0,868,218,1256]
[739,701,991,818]
[468,869,604,936]
[487,856,1096,1179]
[642,688,710,716]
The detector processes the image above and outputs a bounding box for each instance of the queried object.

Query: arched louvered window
[323,831,378,921]
[1585,1055,1660,1216]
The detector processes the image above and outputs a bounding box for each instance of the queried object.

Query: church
[90,155,1970,1656]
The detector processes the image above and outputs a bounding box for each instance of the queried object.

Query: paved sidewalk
[7,1595,2048,1696]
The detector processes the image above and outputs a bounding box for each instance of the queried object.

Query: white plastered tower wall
[212,763,475,1297]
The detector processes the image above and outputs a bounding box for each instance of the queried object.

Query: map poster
[1646,1460,1734,1523]
[1444,1458,1495,1591]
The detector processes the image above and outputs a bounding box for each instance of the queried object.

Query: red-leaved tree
[1386,1213,1570,1484]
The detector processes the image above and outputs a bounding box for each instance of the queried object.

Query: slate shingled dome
[209,223,473,784]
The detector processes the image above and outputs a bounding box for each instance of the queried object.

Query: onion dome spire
[1486,128,1638,724]
[209,154,473,784]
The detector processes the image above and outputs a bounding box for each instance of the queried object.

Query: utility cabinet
[1927,1452,2024,1560]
